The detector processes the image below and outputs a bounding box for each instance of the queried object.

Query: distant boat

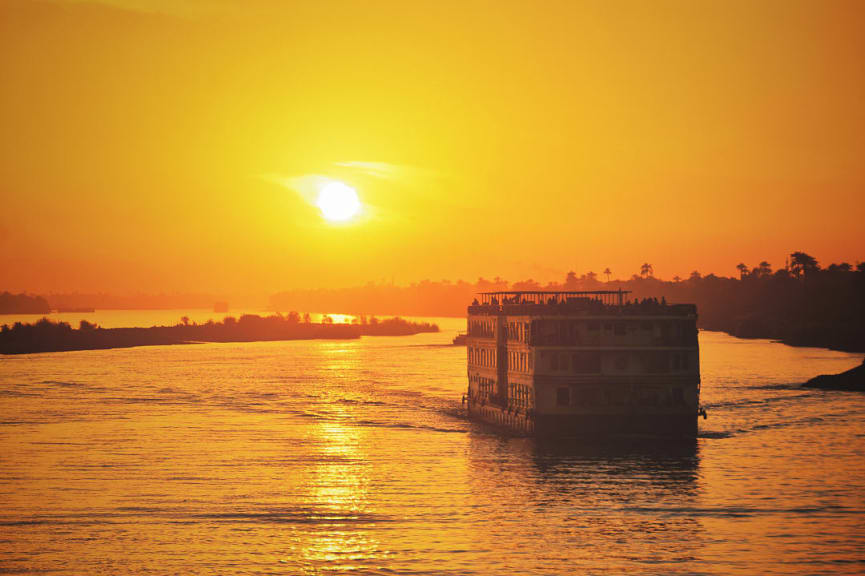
[56,307,96,313]
[452,333,467,345]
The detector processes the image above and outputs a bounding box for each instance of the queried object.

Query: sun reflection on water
[299,403,385,571]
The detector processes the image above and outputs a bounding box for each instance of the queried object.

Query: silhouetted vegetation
[619,255,865,351]
[356,316,438,336]
[0,314,439,355]
[271,252,865,351]
[0,292,51,314]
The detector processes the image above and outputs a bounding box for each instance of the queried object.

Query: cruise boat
[464,290,702,437]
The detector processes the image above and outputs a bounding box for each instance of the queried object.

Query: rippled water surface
[1,319,864,575]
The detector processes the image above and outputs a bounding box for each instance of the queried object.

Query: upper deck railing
[478,290,631,307]
[469,290,696,317]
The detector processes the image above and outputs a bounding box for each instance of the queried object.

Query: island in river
[0,314,439,355]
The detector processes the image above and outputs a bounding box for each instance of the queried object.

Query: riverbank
[803,359,865,391]
[0,315,439,355]
[700,319,865,353]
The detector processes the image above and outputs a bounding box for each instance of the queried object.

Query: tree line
[0,313,439,355]
[271,252,865,351]
[0,292,51,314]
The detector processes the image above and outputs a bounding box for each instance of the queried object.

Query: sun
[316,181,361,222]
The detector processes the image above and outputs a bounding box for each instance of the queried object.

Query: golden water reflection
[299,411,384,572]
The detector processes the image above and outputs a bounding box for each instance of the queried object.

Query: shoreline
[0,315,439,355]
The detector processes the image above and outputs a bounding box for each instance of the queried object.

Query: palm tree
[790,251,819,279]
[640,262,654,278]
[673,275,681,283]
[603,267,611,283]
[736,262,749,280]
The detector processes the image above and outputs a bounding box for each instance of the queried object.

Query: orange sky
[1,0,864,297]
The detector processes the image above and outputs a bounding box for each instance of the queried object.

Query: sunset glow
[2,1,863,296]
[2,2,865,575]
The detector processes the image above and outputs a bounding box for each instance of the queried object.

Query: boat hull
[468,400,697,438]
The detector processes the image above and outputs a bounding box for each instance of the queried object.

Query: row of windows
[533,319,697,347]
[541,351,693,374]
[473,348,694,373]
[468,319,496,338]
[507,350,531,373]
[469,317,698,346]
[509,382,533,409]
[556,385,688,407]
[506,321,530,343]
[468,346,497,367]
[470,374,496,396]
[470,375,535,409]
[545,351,601,373]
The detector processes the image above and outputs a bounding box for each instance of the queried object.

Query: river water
[1,318,863,574]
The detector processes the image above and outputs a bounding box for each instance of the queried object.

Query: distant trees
[512,278,542,291]
[603,268,612,282]
[641,252,864,351]
[0,292,51,314]
[752,261,772,278]
[790,251,819,279]
[265,251,863,350]
[1,314,438,354]
[640,263,654,278]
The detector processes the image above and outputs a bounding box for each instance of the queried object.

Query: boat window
[556,387,570,406]
[614,322,626,336]
[639,389,659,406]
[646,351,670,373]
[575,387,594,405]
[588,321,600,331]
[606,387,627,406]
[572,352,602,374]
